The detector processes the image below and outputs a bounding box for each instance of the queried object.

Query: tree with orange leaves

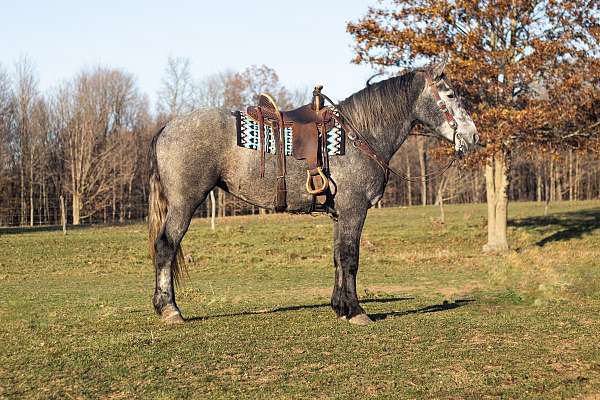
[348,0,599,251]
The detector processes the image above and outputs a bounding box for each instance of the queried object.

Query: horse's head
[414,58,479,156]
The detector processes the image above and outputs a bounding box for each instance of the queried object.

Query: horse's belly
[221,146,317,212]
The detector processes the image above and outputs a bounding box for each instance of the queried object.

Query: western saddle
[246,86,336,212]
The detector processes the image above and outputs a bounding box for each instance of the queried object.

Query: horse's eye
[446,91,455,99]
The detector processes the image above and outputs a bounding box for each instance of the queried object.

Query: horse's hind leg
[152,200,198,323]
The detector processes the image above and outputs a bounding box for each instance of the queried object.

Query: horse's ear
[429,55,449,80]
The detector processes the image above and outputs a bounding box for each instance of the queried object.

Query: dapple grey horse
[148,59,478,325]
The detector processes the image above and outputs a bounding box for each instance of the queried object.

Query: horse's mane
[338,70,425,132]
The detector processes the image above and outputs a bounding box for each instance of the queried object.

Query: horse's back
[157,108,234,156]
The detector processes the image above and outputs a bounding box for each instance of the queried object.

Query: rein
[319,87,457,183]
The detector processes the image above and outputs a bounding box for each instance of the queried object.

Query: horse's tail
[148,127,186,286]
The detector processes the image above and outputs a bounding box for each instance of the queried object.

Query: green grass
[1,201,600,399]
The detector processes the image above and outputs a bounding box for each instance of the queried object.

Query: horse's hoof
[161,305,184,324]
[163,313,184,324]
[348,314,373,325]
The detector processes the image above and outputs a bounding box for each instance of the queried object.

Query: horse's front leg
[331,206,373,325]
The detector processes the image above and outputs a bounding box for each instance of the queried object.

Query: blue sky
[2,0,378,104]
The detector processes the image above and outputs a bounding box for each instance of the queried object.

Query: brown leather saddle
[246,86,334,212]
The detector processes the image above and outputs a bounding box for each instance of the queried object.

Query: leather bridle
[426,76,457,130]
[425,75,473,156]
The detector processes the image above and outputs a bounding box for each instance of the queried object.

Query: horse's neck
[337,75,420,162]
[337,106,415,162]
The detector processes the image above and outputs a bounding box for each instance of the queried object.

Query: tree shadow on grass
[368,299,475,321]
[509,207,600,247]
[186,296,414,322]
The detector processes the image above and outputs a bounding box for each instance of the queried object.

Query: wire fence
[0,192,267,229]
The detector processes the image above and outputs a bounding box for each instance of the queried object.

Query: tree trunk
[53,200,58,226]
[119,186,125,223]
[418,138,428,206]
[20,164,25,226]
[556,157,563,201]
[536,160,543,202]
[587,164,593,200]
[406,156,412,206]
[218,189,225,218]
[29,146,34,227]
[29,173,34,226]
[38,184,42,225]
[42,179,49,224]
[549,158,555,202]
[72,192,81,225]
[473,172,480,203]
[574,152,580,200]
[436,176,446,223]
[483,151,510,253]
[127,182,133,220]
[568,149,573,202]
[112,179,117,223]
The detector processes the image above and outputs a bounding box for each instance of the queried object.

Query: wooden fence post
[210,190,216,230]
[60,195,67,235]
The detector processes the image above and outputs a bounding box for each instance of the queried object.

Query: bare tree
[11,58,43,226]
[29,97,50,224]
[194,71,230,108]
[417,136,428,206]
[157,56,194,118]
[240,64,295,109]
[195,65,307,113]
[53,67,141,224]
[287,87,311,108]
[109,94,150,222]
[0,64,13,223]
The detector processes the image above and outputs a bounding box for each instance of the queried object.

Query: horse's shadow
[367,299,474,321]
[186,297,474,323]
[509,207,600,247]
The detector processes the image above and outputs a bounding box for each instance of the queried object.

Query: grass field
[1,201,600,399]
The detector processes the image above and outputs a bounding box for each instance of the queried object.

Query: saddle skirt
[232,86,344,213]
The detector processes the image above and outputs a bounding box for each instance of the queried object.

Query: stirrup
[306,167,329,195]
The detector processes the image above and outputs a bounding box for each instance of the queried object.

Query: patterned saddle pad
[234,107,345,156]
